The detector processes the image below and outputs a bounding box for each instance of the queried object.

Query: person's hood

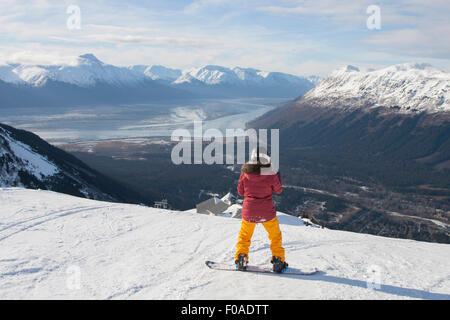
[241,162,274,174]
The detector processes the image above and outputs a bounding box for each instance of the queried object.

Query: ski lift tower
[154,199,169,209]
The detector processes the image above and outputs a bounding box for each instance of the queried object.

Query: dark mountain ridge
[0,123,150,204]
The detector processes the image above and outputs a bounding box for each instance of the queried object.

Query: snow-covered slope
[302,63,450,113]
[1,188,449,299]
[0,126,59,186]
[0,123,146,203]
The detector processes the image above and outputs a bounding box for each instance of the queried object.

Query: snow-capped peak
[49,53,148,87]
[173,65,312,87]
[0,54,148,87]
[129,65,182,81]
[302,62,450,113]
[77,53,104,66]
[341,65,360,73]
[175,65,240,85]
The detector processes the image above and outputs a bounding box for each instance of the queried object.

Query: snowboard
[205,260,318,275]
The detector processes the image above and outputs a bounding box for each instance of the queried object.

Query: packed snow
[302,63,450,113]
[0,188,449,299]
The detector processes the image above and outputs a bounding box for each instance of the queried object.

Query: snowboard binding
[271,256,288,273]
[235,253,248,271]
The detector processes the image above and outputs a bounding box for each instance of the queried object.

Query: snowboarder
[235,146,288,273]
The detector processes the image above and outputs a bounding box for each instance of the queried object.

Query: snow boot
[235,253,248,271]
[271,256,288,273]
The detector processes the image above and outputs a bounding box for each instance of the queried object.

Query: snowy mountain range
[250,62,450,227]
[128,64,182,82]
[172,65,312,87]
[0,54,148,87]
[0,187,449,299]
[301,63,450,114]
[0,54,315,106]
[0,123,146,204]
[0,53,313,88]
[252,62,450,138]
[2,56,448,113]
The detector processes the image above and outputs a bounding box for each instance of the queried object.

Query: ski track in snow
[0,188,449,300]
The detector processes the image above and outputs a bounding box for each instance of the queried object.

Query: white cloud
[362,26,450,59]
[0,0,449,76]
[184,0,233,14]
[85,24,161,34]
[257,0,369,22]
[0,48,78,65]
[82,33,223,49]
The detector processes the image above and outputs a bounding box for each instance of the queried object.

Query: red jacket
[237,169,282,223]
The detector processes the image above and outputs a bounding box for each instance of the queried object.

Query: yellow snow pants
[235,217,285,262]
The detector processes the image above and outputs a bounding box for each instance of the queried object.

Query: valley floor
[0,188,449,299]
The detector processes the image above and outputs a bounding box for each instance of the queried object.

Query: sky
[0,0,449,77]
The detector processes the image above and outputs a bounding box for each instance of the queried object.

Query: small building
[154,199,169,209]
[196,197,230,215]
